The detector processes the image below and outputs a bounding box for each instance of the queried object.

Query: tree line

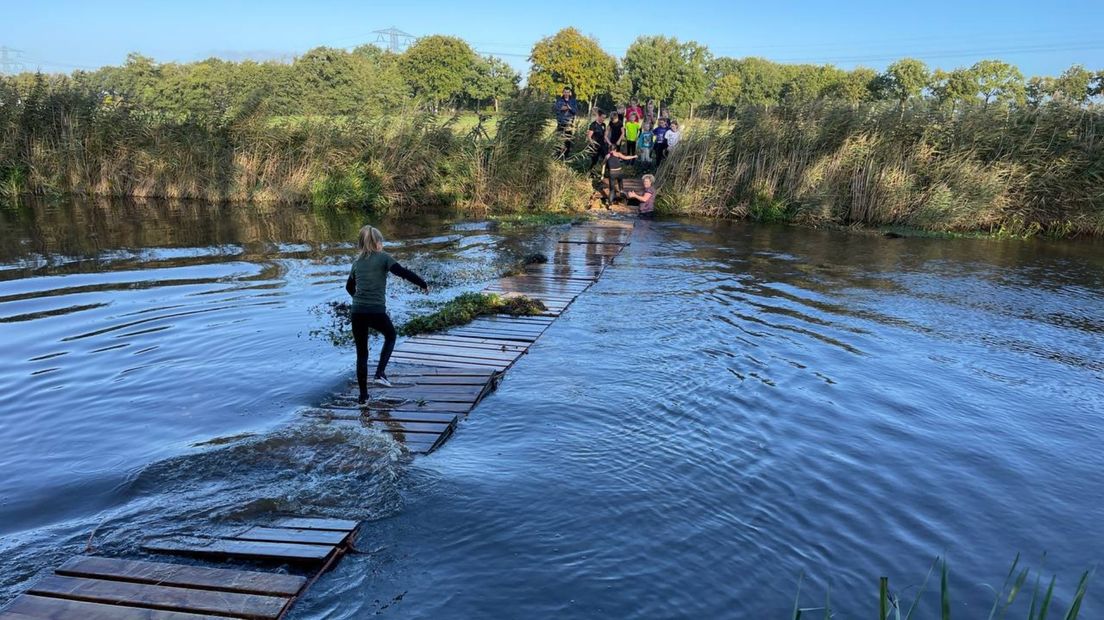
[4,28,1101,125]
[1,36,520,123]
[529,28,1104,115]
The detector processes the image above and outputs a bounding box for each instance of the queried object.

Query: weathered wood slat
[28,574,291,619]
[407,335,529,351]
[392,345,521,364]
[142,537,333,563]
[232,526,348,546]
[386,366,496,377]
[270,517,359,531]
[370,420,455,435]
[55,556,305,597]
[0,595,225,620]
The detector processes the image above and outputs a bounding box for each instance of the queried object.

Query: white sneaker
[373,377,394,388]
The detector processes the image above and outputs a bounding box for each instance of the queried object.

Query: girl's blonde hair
[357,225,384,257]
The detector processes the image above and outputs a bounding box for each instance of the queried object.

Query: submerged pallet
[1,517,358,619]
[350,219,635,454]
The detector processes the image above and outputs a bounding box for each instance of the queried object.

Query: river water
[0,198,1101,618]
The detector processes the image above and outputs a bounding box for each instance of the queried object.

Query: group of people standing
[554,87,672,215]
[554,87,682,169]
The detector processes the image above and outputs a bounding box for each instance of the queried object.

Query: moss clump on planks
[489,213,583,229]
[399,292,546,336]
[501,252,550,276]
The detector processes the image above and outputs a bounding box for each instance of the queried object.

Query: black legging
[352,312,396,396]
[654,142,668,166]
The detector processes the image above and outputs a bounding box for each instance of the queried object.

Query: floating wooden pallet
[300,219,634,455]
[0,517,359,620]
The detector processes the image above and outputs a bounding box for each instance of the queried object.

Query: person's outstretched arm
[389,262,429,291]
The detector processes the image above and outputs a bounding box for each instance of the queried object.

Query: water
[1,198,1102,617]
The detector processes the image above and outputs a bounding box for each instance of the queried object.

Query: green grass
[489,212,585,229]
[791,557,1092,619]
[398,292,546,336]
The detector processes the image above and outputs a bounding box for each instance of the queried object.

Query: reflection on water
[2,198,1103,617]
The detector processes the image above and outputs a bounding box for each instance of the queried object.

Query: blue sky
[5,0,1104,78]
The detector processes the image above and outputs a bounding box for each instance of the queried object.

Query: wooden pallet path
[321,219,635,455]
[1,517,358,619]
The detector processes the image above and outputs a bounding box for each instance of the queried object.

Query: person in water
[625,174,656,218]
[345,225,429,402]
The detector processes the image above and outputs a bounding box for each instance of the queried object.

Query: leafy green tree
[824,67,878,104]
[1025,76,1054,107]
[781,64,846,104]
[610,65,634,108]
[1050,64,1094,103]
[466,56,519,111]
[970,59,1025,106]
[1093,71,1104,97]
[400,35,477,110]
[623,36,711,115]
[709,72,742,111]
[730,57,787,107]
[876,58,930,106]
[528,28,616,110]
[931,67,980,109]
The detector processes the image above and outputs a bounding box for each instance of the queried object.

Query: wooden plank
[442,329,537,342]
[386,365,496,377]
[364,410,459,424]
[370,420,454,434]
[28,575,290,619]
[233,526,348,546]
[408,335,529,351]
[56,556,305,597]
[393,343,522,362]
[386,400,478,412]
[142,537,333,563]
[308,408,460,424]
[0,595,225,620]
[391,351,511,367]
[270,517,359,532]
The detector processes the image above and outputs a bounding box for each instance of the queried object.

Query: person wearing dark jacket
[554,87,578,159]
[345,225,429,403]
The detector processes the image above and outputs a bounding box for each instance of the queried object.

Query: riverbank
[3,79,1102,238]
[657,100,1104,239]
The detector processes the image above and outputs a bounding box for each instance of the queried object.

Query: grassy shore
[658,100,1104,238]
[3,77,1102,238]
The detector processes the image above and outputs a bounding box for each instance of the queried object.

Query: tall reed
[659,100,1104,237]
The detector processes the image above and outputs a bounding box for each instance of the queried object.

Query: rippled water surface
[1,198,1102,618]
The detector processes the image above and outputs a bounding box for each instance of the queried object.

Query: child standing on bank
[652,118,670,166]
[638,120,654,165]
[623,112,640,157]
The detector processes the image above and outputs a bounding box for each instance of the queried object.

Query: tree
[970,59,1024,106]
[730,57,787,107]
[1050,64,1094,103]
[623,36,711,115]
[672,41,711,117]
[400,35,477,110]
[876,58,930,106]
[931,67,980,110]
[528,28,616,110]
[1025,76,1053,107]
[709,72,742,112]
[466,56,519,111]
[781,64,847,104]
[825,67,878,104]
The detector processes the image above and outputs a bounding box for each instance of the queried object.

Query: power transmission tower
[0,46,26,74]
[370,27,415,53]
